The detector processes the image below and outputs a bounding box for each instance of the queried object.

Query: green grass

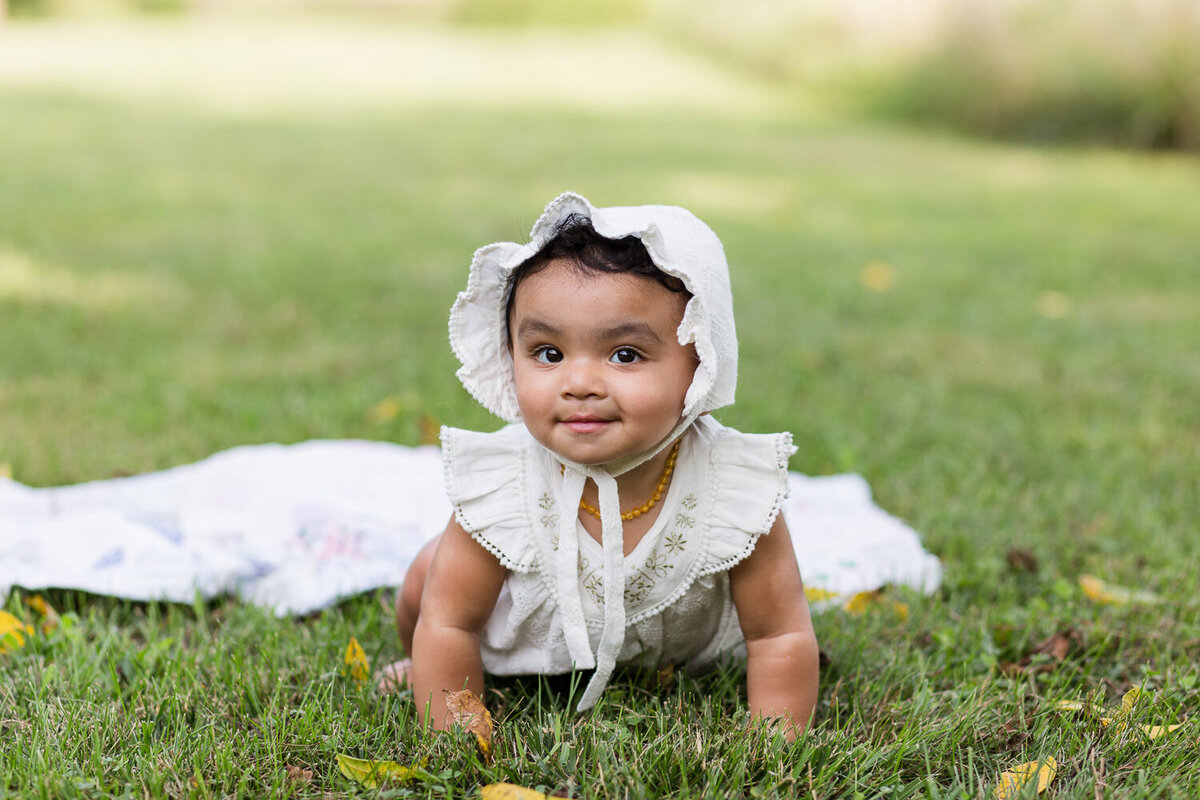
[3,16,1200,799]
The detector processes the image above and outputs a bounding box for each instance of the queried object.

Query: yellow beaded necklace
[576,440,680,522]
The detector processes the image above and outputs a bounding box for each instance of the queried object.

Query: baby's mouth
[560,415,613,434]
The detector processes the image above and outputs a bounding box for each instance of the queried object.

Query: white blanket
[0,440,941,615]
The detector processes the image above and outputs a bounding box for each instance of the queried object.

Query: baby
[389,193,819,736]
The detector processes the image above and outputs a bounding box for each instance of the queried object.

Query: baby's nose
[562,358,606,398]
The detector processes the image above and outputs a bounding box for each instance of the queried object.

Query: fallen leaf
[1031,630,1075,663]
[1119,686,1143,714]
[1143,724,1183,739]
[481,784,551,800]
[335,754,422,789]
[285,765,313,784]
[1036,291,1072,319]
[366,396,403,424]
[344,637,370,683]
[1079,575,1162,606]
[0,610,34,653]
[804,586,840,602]
[859,260,896,292]
[1053,700,1089,712]
[1006,548,1039,573]
[994,757,1056,799]
[656,661,676,686]
[445,689,494,761]
[420,413,442,446]
[25,595,61,634]
[843,590,909,620]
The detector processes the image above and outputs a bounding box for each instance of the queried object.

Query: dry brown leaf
[1031,629,1076,663]
[1005,548,1039,573]
[285,765,313,784]
[420,413,442,446]
[656,661,677,687]
[993,757,1056,798]
[445,689,494,761]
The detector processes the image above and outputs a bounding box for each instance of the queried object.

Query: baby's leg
[378,534,440,694]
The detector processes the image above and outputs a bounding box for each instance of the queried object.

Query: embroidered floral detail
[624,568,654,605]
[581,564,604,605]
[541,514,559,529]
[674,513,696,529]
[538,493,555,510]
[681,493,697,510]
[644,547,673,578]
[664,529,688,554]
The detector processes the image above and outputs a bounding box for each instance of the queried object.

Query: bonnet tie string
[553,465,628,712]
[574,469,625,711]
[554,467,593,671]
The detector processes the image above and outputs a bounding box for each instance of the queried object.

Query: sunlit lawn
[2,15,1199,799]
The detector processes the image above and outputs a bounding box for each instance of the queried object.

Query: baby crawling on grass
[384,193,819,737]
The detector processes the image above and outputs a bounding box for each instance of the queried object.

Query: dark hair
[504,213,690,339]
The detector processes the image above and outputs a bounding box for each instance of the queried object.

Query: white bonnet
[449,192,738,426]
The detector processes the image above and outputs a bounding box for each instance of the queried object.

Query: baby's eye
[611,347,641,365]
[533,346,563,364]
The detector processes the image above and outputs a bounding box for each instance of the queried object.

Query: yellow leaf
[994,757,1057,799]
[343,637,369,683]
[335,754,422,789]
[446,689,494,761]
[1036,291,1073,319]
[859,260,896,292]
[480,784,552,800]
[804,587,839,602]
[25,595,61,634]
[843,591,876,615]
[1119,687,1144,714]
[0,610,34,653]
[1079,575,1162,606]
[1143,724,1182,739]
[1053,700,1088,712]
[366,396,403,424]
[0,462,11,480]
[843,590,908,619]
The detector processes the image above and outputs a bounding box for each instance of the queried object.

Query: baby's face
[508,259,698,466]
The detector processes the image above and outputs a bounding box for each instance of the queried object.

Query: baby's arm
[729,514,819,738]
[411,515,507,729]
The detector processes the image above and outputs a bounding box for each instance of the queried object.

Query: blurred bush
[876,0,1200,149]
[646,0,1200,151]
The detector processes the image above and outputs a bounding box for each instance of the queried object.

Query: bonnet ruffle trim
[441,425,540,572]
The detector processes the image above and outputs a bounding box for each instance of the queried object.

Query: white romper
[441,415,795,701]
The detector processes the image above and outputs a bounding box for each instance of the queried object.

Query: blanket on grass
[0,440,941,615]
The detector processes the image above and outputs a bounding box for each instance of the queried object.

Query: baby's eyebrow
[598,322,663,344]
[516,318,563,340]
